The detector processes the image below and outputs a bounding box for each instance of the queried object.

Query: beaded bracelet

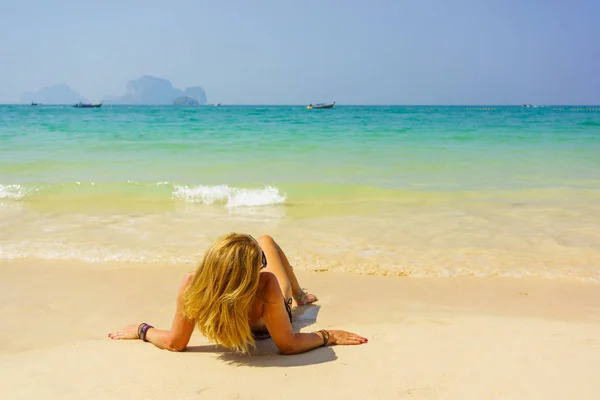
[139,323,154,342]
[137,323,146,339]
[318,329,330,346]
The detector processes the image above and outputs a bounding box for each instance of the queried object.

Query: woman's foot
[294,290,318,306]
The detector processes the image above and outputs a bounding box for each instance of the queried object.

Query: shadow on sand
[185,304,336,367]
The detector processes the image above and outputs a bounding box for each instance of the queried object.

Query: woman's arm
[261,273,367,355]
[108,273,195,352]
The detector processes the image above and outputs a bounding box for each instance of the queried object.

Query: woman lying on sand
[109,233,367,354]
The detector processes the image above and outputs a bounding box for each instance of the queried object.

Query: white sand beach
[1,260,599,399]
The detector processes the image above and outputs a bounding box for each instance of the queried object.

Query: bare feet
[295,291,318,306]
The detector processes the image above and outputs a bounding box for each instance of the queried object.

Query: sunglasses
[261,251,267,269]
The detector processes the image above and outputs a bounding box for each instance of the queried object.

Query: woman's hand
[108,324,140,340]
[327,330,368,345]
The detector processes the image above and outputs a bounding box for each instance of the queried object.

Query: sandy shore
[1,260,599,399]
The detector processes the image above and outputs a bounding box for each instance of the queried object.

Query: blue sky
[1,0,599,104]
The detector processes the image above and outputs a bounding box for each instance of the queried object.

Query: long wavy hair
[180,233,263,353]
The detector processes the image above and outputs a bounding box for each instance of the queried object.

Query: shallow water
[1,105,599,280]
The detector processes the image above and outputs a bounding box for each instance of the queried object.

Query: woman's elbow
[277,343,300,355]
[165,339,187,352]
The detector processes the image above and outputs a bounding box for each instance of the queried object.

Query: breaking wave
[172,184,286,207]
[0,182,287,208]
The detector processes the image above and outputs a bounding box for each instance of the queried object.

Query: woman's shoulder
[177,272,195,297]
[258,272,283,301]
[183,272,195,285]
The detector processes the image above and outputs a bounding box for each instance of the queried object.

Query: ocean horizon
[5,103,600,106]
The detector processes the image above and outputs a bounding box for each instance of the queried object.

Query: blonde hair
[180,233,262,353]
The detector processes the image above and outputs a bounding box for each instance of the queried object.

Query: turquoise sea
[1,105,600,280]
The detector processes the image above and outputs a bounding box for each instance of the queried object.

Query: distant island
[20,84,87,105]
[173,96,199,106]
[109,76,207,105]
[20,76,207,106]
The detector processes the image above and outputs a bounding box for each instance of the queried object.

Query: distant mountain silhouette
[19,77,207,106]
[111,76,207,105]
[20,84,87,105]
[173,96,200,106]
[183,86,207,105]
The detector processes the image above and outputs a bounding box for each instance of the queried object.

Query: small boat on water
[307,101,335,110]
[74,101,103,108]
[31,101,42,106]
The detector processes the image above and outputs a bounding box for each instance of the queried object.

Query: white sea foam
[0,184,27,200]
[172,184,286,207]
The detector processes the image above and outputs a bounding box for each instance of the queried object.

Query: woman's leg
[257,235,318,306]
